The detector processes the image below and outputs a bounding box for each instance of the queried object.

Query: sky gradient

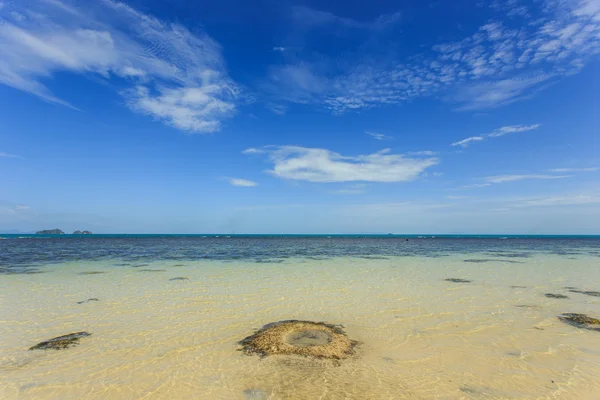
[1,0,599,234]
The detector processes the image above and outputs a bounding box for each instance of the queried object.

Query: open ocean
[1,235,600,399]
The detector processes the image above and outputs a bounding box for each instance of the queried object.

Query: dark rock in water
[77,298,99,304]
[558,313,600,331]
[78,271,105,275]
[35,229,64,234]
[131,264,149,268]
[515,305,542,309]
[243,389,268,400]
[464,259,524,264]
[569,289,600,297]
[171,264,185,267]
[563,286,578,290]
[510,285,527,289]
[545,293,569,299]
[356,256,390,260]
[445,278,472,283]
[29,332,91,350]
[73,230,92,234]
[25,270,46,274]
[169,277,189,281]
[138,269,166,272]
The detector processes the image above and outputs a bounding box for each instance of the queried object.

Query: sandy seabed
[1,253,600,399]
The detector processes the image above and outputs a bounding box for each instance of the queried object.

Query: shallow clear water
[1,237,600,399]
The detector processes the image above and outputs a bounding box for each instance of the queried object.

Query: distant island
[36,229,65,234]
[73,230,92,234]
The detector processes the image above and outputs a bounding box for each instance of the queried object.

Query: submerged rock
[568,289,600,297]
[29,332,91,350]
[243,389,268,400]
[78,271,105,275]
[558,313,600,331]
[77,298,99,304]
[445,278,472,283]
[515,304,542,309]
[239,320,358,360]
[169,277,189,281]
[464,259,523,264]
[138,269,166,272]
[545,293,569,299]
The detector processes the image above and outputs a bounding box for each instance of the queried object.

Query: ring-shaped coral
[239,320,358,359]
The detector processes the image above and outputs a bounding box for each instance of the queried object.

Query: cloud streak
[244,146,438,183]
[452,124,540,147]
[366,131,393,140]
[230,178,258,187]
[0,152,21,158]
[0,0,238,133]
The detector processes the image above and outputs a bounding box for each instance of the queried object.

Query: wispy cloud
[330,184,366,195]
[244,146,438,183]
[0,0,238,133]
[485,174,570,183]
[366,131,393,140]
[549,167,599,172]
[0,152,21,158]
[230,178,258,187]
[487,124,541,137]
[270,0,600,112]
[408,150,437,156]
[291,6,401,31]
[452,124,540,147]
[266,103,288,115]
[461,173,570,188]
[272,46,286,52]
[452,136,484,148]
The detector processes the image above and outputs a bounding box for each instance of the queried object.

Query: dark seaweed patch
[545,293,569,299]
[29,332,91,350]
[569,289,600,297]
[445,278,472,283]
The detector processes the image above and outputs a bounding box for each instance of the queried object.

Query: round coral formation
[239,320,358,359]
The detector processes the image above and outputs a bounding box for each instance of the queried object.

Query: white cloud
[487,124,541,137]
[330,184,367,195]
[461,183,493,188]
[266,103,288,115]
[270,0,600,112]
[245,146,438,183]
[0,0,238,133]
[485,174,571,183]
[0,152,20,158]
[242,147,262,154]
[366,131,393,140]
[452,123,540,147]
[409,150,437,156]
[549,167,599,172]
[513,195,600,207]
[230,178,258,187]
[452,136,484,147]
[14,204,29,210]
[272,46,286,52]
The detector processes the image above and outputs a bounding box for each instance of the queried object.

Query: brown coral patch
[239,320,358,359]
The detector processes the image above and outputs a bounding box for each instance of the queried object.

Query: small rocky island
[73,230,92,234]
[35,229,65,234]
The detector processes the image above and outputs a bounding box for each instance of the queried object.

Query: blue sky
[1,0,599,234]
